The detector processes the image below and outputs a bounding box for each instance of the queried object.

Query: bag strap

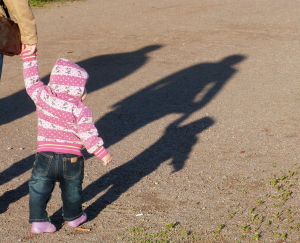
[0,0,10,19]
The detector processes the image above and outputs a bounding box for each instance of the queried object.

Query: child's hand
[101,153,113,166]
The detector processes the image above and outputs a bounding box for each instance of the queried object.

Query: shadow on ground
[82,54,246,220]
[0,45,162,216]
[0,45,162,125]
[0,49,246,226]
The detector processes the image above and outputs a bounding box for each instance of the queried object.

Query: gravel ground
[1,0,300,242]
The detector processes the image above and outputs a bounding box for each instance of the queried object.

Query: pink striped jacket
[22,56,108,159]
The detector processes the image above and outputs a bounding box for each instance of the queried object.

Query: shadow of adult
[0,45,162,215]
[0,45,162,125]
[0,180,29,214]
[96,54,246,147]
[83,116,214,220]
[0,155,34,186]
[80,54,247,219]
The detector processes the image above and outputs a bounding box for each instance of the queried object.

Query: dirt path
[1,0,300,242]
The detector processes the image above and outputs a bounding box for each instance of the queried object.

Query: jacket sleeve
[3,0,37,44]
[22,55,45,103]
[77,106,109,160]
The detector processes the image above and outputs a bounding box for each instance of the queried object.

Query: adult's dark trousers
[0,54,3,78]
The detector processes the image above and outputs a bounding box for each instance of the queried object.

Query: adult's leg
[0,54,3,79]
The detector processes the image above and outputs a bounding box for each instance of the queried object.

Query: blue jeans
[0,54,3,78]
[29,152,85,223]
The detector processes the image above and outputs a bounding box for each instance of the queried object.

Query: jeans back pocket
[33,152,52,176]
[63,156,84,180]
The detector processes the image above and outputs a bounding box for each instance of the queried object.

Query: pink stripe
[24,66,38,79]
[36,97,76,121]
[37,142,83,156]
[50,75,86,85]
[38,129,77,141]
[94,146,108,159]
[36,147,83,156]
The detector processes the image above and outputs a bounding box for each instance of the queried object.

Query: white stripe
[37,136,82,144]
[37,107,57,118]
[73,107,83,117]
[52,65,88,79]
[24,75,39,89]
[40,90,74,112]
[79,128,98,140]
[23,60,38,69]
[38,118,75,133]
[31,88,40,102]
[88,143,103,153]
[78,117,93,124]
[49,84,84,97]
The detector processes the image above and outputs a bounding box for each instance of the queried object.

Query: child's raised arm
[20,51,45,103]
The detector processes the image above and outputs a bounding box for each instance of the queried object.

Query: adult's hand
[21,44,37,55]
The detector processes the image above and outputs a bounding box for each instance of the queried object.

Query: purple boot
[67,212,87,228]
[31,222,56,234]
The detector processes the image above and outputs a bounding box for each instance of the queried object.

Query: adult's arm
[3,0,37,45]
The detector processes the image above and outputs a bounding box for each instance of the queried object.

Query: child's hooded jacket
[23,56,108,159]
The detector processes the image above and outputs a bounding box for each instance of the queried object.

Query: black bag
[0,0,21,56]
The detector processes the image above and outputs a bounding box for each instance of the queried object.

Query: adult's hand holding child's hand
[20,48,37,62]
[101,153,113,166]
[21,44,37,55]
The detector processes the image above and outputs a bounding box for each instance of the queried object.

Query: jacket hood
[48,58,89,100]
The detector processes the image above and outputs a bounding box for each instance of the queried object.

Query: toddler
[21,52,112,233]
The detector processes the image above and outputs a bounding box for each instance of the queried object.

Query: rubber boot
[31,222,56,234]
[67,212,87,228]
